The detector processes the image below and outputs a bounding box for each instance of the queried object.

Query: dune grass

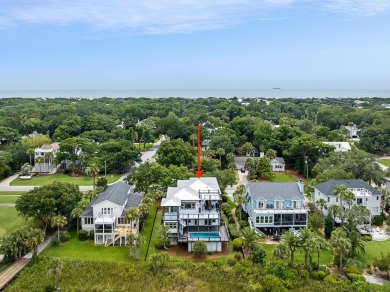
[10,173,122,186]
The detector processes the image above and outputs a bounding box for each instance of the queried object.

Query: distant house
[381,104,390,109]
[270,157,285,172]
[161,177,229,252]
[234,156,259,171]
[323,142,351,152]
[245,181,307,237]
[81,181,144,246]
[313,179,381,220]
[344,124,360,139]
[34,143,60,173]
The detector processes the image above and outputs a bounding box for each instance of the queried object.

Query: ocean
[0,89,389,99]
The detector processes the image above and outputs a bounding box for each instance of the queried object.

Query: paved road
[376,161,389,171]
[0,137,165,192]
[0,203,16,207]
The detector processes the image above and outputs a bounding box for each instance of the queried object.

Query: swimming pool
[189,232,220,239]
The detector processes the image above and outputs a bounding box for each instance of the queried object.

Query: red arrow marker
[195,124,203,178]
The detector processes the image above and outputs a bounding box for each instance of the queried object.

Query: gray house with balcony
[80,181,144,246]
[313,179,381,220]
[244,181,307,236]
[161,177,229,252]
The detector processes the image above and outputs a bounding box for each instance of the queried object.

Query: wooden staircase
[105,234,121,247]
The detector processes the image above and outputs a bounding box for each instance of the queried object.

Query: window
[260,216,265,223]
[377,196,380,201]
[101,208,113,215]
[276,201,281,209]
[258,216,273,224]
[372,207,379,213]
[258,201,264,209]
[165,222,177,229]
[293,201,299,208]
[181,202,196,209]
[336,198,338,203]
[84,217,94,225]
[327,197,330,203]
[256,216,260,224]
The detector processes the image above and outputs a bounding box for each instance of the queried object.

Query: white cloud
[324,0,390,16]
[0,0,296,33]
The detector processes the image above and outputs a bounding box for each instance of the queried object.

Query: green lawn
[360,240,390,265]
[134,143,154,151]
[268,173,294,182]
[0,196,20,204]
[41,203,158,262]
[10,173,122,186]
[0,191,26,196]
[145,208,162,259]
[259,243,334,266]
[377,159,390,168]
[0,207,39,238]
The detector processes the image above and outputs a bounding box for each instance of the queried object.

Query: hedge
[228,224,239,240]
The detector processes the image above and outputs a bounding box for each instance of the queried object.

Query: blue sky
[0,0,389,90]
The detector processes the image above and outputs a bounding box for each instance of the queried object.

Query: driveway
[225,170,249,201]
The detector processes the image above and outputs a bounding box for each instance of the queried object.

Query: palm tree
[297,228,314,268]
[241,227,259,259]
[26,148,34,166]
[30,228,45,256]
[334,184,355,221]
[71,207,83,233]
[126,207,140,233]
[135,235,145,260]
[273,244,291,260]
[189,134,197,147]
[233,192,246,221]
[316,198,327,217]
[48,259,62,291]
[331,228,351,272]
[159,225,171,249]
[45,152,54,171]
[312,235,328,267]
[35,156,44,173]
[381,189,390,213]
[51,215,67,242]
[281,230,299,267]
[85,162,100,189]
[215,148,225,169]
[126,233,136,258]
[328,204,341,226]
[350,231,365,257]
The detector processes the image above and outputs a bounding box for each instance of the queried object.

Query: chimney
[297,180,304,194]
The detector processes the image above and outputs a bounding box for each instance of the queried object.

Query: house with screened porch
[161,177,229,252]
[80,181,144,246]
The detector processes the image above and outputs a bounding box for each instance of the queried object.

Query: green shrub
[155,238,171,249]
[311,271,319,280]
[88,230,94,240]
[59,231,70,243]
[221,194,228,203]
[317,271,327,280]
[221,203,230,211]
[234,253,241,261]
[51,237,60,246]
[228,217,236,224]
[232,238,243,251]
[347,273,366,283]
[193,241,208,258]
[228,224,239,240]
[239,220,249,228]
[226,256,236,266]
[362,235,372,241]
[298,269,310,279]
[346,258,364,272]
[345,265,361,274]
[372,215,384,226]
[324,275,340,284]
[251,245,266,264]
[96,177,108,189]
[78,229,88,241]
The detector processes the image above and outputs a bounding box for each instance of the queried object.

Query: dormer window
[258,201,264,209]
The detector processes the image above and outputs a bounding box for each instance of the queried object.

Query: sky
[0,0,390,91]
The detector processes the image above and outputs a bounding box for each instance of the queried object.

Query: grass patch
[0,196,19,204]
[10,173,122,186]
[41,203,158,262]
[0,207,39,238]
[360,240,390,265]
[0,191,26,196]
[134,143,154,151]
[268,173,294,182]
[259,243,334,266]
[377,159,390,168]
[140,203,158,259]
[145,208,162,259]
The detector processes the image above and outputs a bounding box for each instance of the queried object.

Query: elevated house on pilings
[80,181,144,246]
[161,177,229,252]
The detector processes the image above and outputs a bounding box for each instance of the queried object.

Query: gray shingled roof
[271,157,285,165]
[125,192,144,209]
[314,179,380,196]
[247,182,303,200]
